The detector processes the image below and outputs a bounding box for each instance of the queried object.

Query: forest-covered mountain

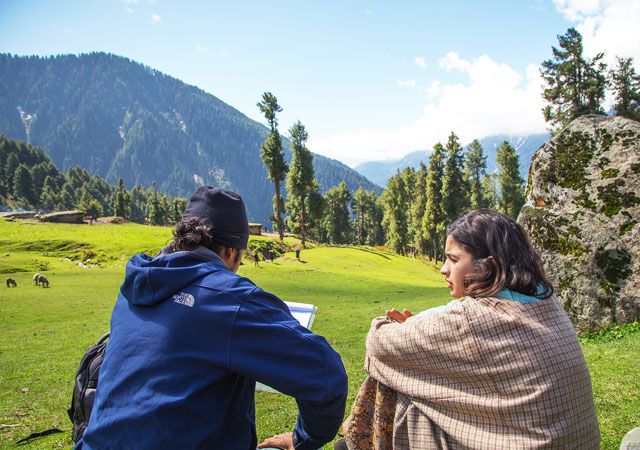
[0,53,380,225]
[355,134,549,187]
[0,134,186,224]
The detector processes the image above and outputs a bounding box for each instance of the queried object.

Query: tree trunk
[432,236,440,264]
[274,180,284,241]
[300,194,307,247]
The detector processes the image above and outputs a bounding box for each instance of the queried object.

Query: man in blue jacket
[76,186,348,450]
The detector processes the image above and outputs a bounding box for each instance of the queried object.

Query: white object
[284,301,317,330]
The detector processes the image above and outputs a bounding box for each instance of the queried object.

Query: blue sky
[1,0,639,166]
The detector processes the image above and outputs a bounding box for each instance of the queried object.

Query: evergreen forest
[0,52,380,225]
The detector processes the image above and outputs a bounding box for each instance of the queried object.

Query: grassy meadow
[0,218,638,449]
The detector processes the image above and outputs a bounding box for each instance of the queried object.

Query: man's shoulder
[195,269,260,299]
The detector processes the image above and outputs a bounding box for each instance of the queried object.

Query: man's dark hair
[171,217,221,253]
[171,217,244,267]
[446,209,553,299]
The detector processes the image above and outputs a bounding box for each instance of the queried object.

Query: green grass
[0,218,637,449]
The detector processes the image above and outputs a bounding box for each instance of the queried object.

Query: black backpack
[67,332,109,442]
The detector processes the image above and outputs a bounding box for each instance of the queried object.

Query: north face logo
[172,292,195,307]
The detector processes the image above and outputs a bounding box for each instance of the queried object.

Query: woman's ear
[486,255,498,269]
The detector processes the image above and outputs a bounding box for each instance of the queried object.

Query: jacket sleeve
[228,288,348,450]
[365,300,479,397]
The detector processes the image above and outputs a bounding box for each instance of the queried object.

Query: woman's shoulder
[458,293,566,328]
[414,300,462,317]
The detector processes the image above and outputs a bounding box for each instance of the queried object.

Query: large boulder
[518,115,640,332]
[0,211,37,219]
[39,210,85,224]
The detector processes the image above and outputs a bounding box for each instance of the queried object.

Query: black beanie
[182,186,249,249]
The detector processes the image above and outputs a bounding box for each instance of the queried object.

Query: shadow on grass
[352,247,391,260]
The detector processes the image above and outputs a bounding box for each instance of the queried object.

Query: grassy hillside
[0,219,637,449]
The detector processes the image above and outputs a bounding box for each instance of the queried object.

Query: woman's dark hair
[171,217,225,254]
[446,209,553,299]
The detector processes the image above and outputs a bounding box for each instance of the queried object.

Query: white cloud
[425,80,441,99]
[552,0,640,65]
[309,54,547,167]
[397,79,417,88]
[552,0,602,20]
[438,51,471,72]
[124,6,135,14]
[414,56,428,69]
[196,45,208,54]
[150,13,162,22]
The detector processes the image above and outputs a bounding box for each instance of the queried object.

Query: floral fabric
[342,376,395,450]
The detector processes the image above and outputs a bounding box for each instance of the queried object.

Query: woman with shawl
[338,209,599,450]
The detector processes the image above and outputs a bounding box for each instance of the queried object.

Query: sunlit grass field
[0,218,637,449]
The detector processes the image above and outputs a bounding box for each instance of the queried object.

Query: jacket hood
[120,250,225,306]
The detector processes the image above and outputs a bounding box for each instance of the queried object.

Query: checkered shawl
[355,296,600,449]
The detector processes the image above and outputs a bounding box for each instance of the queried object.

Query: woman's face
[440,235,475,298]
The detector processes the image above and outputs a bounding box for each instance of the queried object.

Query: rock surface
[0,211,37,219]
[39,210,85,224]
[519,115,640,332]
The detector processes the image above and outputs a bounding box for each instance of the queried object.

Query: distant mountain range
[0,53,381,225]
[354,134,549,187]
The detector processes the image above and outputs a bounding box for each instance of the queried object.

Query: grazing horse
[33,273,40,285]
[37,274,49,288]
[6,277,17,287]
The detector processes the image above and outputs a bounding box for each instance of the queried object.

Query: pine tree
[481,173,498,210]
[352,188,384,246]
[257,92,288,240]
[410,162,429,256]
[57,183,76,210]
[382,172,410,255]
[464,139,487,209]
[113,177,128,218]
[322,182,353,245]
[160,195,171,225]
[496,141,525,218]
[305,185,326,243]
[371,196,385,246]
[400,167,416,254]
[441,132,469,226]
[39,175,59,211]
[285,121,315,247]
[146,182,164,225]
[541,27,607,129]
[171,198,186,224]
[423,143,445,262]
[77,189,103,218]
[610,56,640,120]
[30,163,49,200]
[13,164,36,207]
[352,187,368,246]
[129,185,147,223]
[5,153,19,197]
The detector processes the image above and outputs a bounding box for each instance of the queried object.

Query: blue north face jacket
[76,247,348,450]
